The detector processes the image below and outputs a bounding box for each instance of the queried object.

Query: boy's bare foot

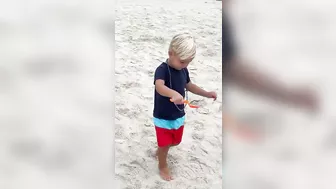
[159,166,173,181]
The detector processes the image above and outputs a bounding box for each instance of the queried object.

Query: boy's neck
[167,58,181,70]
[167,58,173,67]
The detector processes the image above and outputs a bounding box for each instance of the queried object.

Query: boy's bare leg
[157,146,172,181]
[155,148,159,160]
[156,144,177,159]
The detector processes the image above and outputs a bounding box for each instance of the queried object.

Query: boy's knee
[159,145,170,150]
[171,143,180,147]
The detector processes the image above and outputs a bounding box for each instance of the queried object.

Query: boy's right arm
[155,80,175,97]
[155,80,184,104]
[228,59,318,112]
[154,64,184,104]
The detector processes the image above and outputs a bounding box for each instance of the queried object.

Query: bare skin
[227,59,318,111]
[154,143,181,181]
[157,146,172,181]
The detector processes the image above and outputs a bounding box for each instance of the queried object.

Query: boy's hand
[170,92,184,104]
[205,91,217,100]
[289,87,319,112]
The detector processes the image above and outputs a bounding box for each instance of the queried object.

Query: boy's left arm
[186,82,217,100]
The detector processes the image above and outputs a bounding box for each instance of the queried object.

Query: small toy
[170,99,200,109]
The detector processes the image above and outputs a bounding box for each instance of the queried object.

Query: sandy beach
[115,0,222,188]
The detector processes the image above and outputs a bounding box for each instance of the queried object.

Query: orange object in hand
[170,99,200,109]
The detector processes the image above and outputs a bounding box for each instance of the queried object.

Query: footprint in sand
[189,156,215,174]
[201,48,217,57]
[145,149,156,159]
[173,163,198,179]
[121,81,141,89]
[117,107,141,119]
[115,124,125,140]
[130,158,148,172]
[193,121,205,130]
[196,108,210,115]
[167,152,180,165]
[141,127,153,139]
[190,120,206,141]
[147,70,154,77]
[192,131,205,141]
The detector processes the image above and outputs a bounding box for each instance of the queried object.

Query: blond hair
[169,32,196,60]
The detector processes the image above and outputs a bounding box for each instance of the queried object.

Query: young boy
[153,33,217,181]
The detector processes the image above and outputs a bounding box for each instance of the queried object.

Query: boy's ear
[168,50,173,56]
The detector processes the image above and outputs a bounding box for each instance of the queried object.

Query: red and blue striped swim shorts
[153,116,185,147]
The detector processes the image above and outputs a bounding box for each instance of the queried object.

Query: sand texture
[115,0,222,188]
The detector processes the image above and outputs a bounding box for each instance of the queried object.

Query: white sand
[115,0,222,188]
[225,0,336,188]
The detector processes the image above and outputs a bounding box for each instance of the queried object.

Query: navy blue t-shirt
[153,61,191,120]
[223,13,235,76]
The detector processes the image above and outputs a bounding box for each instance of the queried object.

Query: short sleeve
[154,64,167,85]
[184,68,191,84]
[222,14,235,62]
[222,13,236,76]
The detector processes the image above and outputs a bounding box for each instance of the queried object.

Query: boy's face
[168,51,193,70]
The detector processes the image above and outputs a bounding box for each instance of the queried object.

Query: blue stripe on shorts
[153,116,185,130]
